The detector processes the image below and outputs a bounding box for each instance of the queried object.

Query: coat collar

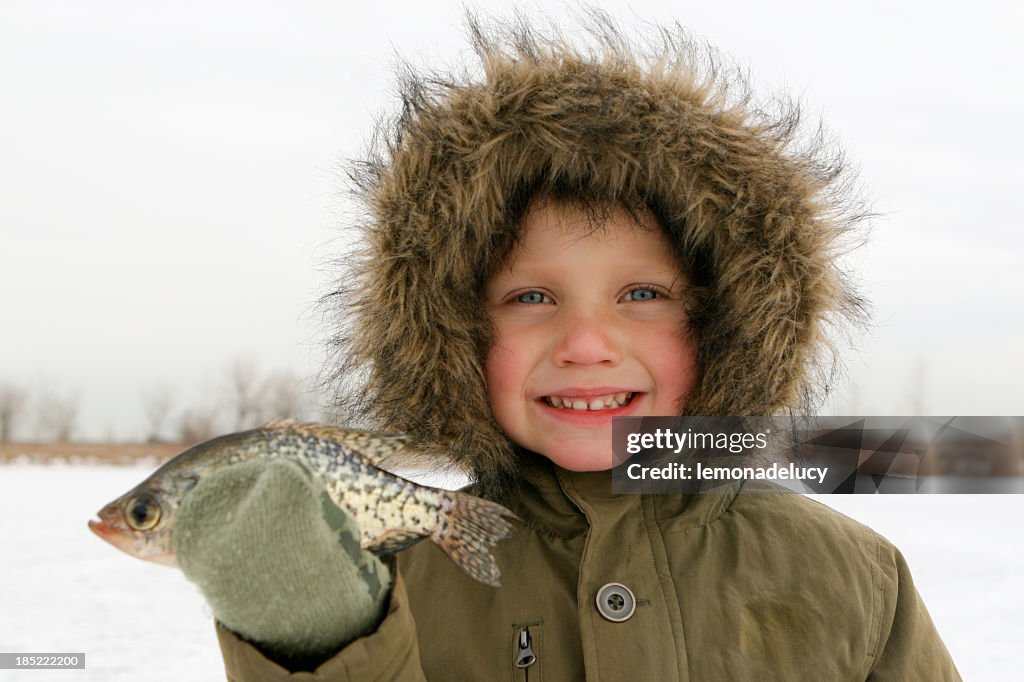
[510,450,738,539]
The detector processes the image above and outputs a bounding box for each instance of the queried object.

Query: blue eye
[516,292,552,304]
[625,288,658,301]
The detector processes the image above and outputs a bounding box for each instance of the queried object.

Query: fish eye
[125,495,161,531]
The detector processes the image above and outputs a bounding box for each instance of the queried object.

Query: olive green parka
[217,459,959,680]
[216,13,959,681]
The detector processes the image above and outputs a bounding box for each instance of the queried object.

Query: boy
[172,13,961,680]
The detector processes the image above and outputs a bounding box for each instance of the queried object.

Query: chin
[543,446,614,472]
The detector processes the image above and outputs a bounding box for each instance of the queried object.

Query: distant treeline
[0,357,337,444]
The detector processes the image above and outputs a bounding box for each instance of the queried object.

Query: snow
[1,464,1019,680]
[810,494,1023,680]
[0,465,224,682]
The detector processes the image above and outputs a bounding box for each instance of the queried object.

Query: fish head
[88,483,181,566]
[88,432,251,565]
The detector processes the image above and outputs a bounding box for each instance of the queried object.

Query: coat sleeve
[867,540,962,681]
[214,571,427,682]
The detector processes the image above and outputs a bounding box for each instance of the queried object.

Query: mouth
[541,391,637,412]
[88,517,177,567]
[87,518,107,536]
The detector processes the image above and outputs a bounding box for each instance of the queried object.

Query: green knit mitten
[173,458,390,660]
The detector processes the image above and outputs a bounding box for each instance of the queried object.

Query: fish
[88,420,517,586]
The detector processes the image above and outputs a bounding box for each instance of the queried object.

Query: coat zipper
[515,626,537,677]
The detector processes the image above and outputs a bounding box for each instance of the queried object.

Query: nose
[551,308,622,367]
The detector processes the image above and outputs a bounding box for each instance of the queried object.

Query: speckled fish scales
[268,423,517,586]
[91,421,517,587]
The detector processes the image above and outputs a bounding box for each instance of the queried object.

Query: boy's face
[485,198,698,471]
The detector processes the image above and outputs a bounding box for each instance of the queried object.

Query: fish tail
[433,492,517,587]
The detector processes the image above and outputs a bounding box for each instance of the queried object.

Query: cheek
[646,328,700,411]
[484,342,520,418]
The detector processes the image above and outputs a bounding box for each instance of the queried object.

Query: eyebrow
[500,261,683,277]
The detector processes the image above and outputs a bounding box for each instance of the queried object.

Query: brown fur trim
[320,9,870,498]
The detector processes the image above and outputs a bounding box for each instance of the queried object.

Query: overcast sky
[1,1,1021,441]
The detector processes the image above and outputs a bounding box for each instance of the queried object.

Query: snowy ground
[0,465,224,682]
[809,494,1022,680]
[0,464,1019,681]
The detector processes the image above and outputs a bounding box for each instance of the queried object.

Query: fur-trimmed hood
[324,12,867,495]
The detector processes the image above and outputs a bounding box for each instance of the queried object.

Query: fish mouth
[88,513,119,539]
[88,517,177,567]
[88,516,127,551]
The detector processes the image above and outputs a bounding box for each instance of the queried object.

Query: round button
[595,582,636,622]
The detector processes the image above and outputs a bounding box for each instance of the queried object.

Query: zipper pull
[515,627,537,669]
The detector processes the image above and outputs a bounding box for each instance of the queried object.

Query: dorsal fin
[259,420,410,464]
[262,417,300,429]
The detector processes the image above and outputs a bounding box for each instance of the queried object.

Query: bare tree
[260,370,310,422]
[0,382,29,442]
[36,388,80,442]
[224,357,264,430]
[177,359,322,440]
[178,407,220,445]
[140,384,175,442]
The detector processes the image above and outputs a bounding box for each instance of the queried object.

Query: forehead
[503,197,676,270]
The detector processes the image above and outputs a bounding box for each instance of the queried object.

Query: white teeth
[545,393,633,411]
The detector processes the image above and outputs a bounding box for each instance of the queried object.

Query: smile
[542,392,635,411]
